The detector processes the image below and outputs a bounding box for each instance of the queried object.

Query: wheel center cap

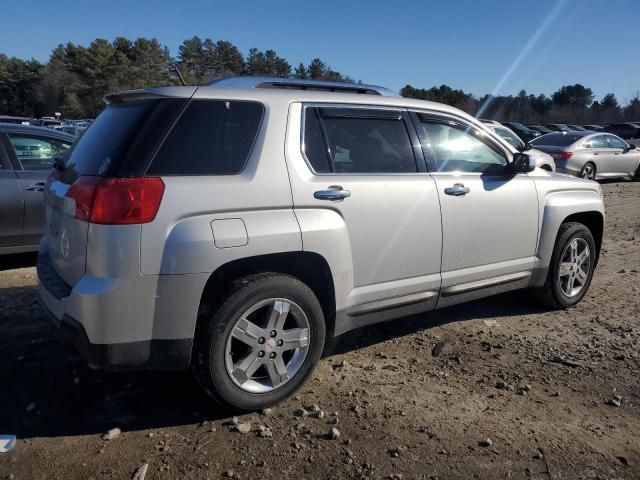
[265,338,276,352]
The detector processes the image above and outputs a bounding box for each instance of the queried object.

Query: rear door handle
[25,182,45,192]
[314,185,351,201]
[593,152,600,156]
[444,183,470,196]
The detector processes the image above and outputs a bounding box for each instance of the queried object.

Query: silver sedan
[530,131,640,181]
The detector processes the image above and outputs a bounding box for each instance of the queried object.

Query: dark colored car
[582,125,605,131]
[0,124,75,254]
[544,124,571,132]
[0,115,34,125]
[603,123,640,140]
[566,124,588,131]
[528,125,554,135]
[500,122,541,142]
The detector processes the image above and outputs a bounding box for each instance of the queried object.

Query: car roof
[0,123,76,141]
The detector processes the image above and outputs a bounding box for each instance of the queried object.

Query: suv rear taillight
[550,151,573,161]
[66,176,164,224]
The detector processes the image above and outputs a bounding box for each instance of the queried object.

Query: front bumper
[37,254,192,370]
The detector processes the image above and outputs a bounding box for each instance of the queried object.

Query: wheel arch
[194,251,337,355]
[561,211,604,262]
[533,189,604,286]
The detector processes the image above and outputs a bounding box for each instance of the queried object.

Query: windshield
[530,133,585,147]
[494,127,524,149]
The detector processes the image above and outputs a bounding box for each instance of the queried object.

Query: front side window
[606,135,627,149]
[416,116,507,173]
[302,107,416,174]
[7,134,71,170]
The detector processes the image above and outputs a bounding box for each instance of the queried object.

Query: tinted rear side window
[148,100,264,175]
[62,99,187,182]
[530,133,585,147]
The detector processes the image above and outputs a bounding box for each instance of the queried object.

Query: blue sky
[3,0,639,101]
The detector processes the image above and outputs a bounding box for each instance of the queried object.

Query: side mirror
[511,153,536,173]
[627,143,637,151]
[522,143,532,152]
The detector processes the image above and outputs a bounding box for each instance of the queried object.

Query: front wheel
[193,273,326,411]
[580,162,596,180]
[531,222,597,308]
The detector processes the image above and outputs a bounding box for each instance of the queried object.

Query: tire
[193,273,326,411]
[633,164,640,181]
[541,165,552,172]
[579,162,596,180]
[531,222,597,308]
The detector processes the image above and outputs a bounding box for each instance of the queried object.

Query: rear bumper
[37,253,194,370]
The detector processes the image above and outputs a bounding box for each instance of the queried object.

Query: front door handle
[314,185,351,201]
[25,182,46,192]
[593,152,600,156]
[444,183,470,196]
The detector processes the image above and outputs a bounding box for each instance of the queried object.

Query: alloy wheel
[224,298,310,393]
[558,238,591,297]
[581,164,595,180]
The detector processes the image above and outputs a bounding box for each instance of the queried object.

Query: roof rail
[207,76,399,97]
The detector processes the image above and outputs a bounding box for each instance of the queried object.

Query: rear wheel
[193,273,326,411]
[531,222,596,308]
[580,162,596,180]
[633,164,640,181]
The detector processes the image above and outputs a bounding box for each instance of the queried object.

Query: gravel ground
[0,180,639,480]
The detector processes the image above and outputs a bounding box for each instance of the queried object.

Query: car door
[286,103,442,322]
[605,134,637,176]
[586,135,611,175]
[5,132,72,246]
[411,111,539,307]
[0,136,23,248]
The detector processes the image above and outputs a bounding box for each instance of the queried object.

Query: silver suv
[37,77,605,410]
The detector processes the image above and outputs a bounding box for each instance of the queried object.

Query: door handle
[444,183,470,196]
[593,152,599,156]
[25,182,45,192]
[314,185,351,201]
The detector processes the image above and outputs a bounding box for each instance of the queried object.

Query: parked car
[528,125,554,135]
[500,122,541,142]
[481,121,555,171]
[602,123,640,140]
[37,76,605,410]
[544,123,571,132]
[0,115,34,125]
[530,131,640,180]
[0,125,74,255]
[582,125,604,131]
[566,124,587,131]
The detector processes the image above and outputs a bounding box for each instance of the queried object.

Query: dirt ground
[0,180,639,480]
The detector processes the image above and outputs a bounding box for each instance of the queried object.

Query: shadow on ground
[0,280,545,440]
[0,253,37,271]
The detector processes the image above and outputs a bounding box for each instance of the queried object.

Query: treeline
[1,35,638,123]
[401,84,640,124]
[0,36,352,118]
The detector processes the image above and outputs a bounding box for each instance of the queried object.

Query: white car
[481,121,555,171]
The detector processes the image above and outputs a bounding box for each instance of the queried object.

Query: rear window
[62,99,187,182]
[530,133,585,147]
[148,100,264,175]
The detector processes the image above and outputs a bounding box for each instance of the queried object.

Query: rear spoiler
[103,86,197,105]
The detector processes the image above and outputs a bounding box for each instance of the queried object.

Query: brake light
[550,151,573,161]
[66,176,164,224]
